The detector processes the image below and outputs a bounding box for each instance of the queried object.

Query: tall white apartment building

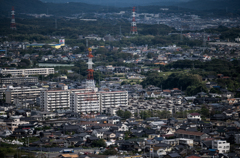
[99,91,128,113]
[40,89,93,112]
[212,140,230,153]
[72,91,128,114]
[41,89,128,114]
[72,92,100,113]
[0,68,54,76]
[5,86,47,104]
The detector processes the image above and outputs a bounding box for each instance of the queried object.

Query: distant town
[0,0,240,158]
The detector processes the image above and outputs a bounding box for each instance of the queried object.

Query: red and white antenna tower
[10,6,16,30]
[86,48,95,89]
[130,7,137,35]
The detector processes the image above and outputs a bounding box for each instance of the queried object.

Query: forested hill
[0,0,47,15]
[0,0,239,16]
[40,0,188,7]
[0,0,107,16]
[176,0,240,12]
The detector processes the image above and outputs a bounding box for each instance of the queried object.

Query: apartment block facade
[40,89,93,112]
[0,77,38,87]
[99,91,128,113]
[5,86,47,104]
[41,89,128,114]
[0,68,54,76]
[72,92,100,113]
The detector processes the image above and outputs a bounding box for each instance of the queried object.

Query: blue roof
[154,137,164,141]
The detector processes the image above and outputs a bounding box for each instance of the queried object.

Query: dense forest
[141,59,240,95]
[1,0,240,17]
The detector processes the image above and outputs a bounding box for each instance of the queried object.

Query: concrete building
[5,86,47,105]
[41,89,128,114]
[0,88,6,100]
[162,138,193,147]
[40,89,93,112]
[0,68,54,76]
[99,91,128,113]
[0,77,38,87]
[72,92,100,114]
[5,116,29,131]
[212,140,230,153]
[175,129,209,142]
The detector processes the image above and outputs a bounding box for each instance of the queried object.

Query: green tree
[18,59,31,68]
[200,105,209,118]
[123,111,132,119]
[102,147,117,155]
[92,139,106,148]
[121,81,128,85]
[116,110,132,119]
[139,111,151,120]
[116,110,124,118]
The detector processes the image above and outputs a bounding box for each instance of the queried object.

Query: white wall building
[162,138,193,147]
[99,91,128,113]
[40,89,93,112]
[5,86,47,104]
[72,92,100,114]
[41,89,128,114]
[187,113,201,121]
[149,121,166,130]
[0,68,54,76]
[6,116,29,131]
[212,140,230,153]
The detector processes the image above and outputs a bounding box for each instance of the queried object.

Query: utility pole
[55,18,57,29]
[79,68,81,84]
[120,25,122,37]
[181,30,183,41]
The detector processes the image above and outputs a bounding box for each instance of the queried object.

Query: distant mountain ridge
[176,0,240,12]
[0,0,239,17]
[40,0,189,7]
[0,0,105,16]
[0,0,47,15]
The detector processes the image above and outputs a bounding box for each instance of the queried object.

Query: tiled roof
[175,129,205,136]
[190,113,200,116]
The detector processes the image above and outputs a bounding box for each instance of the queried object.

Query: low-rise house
[152,143,172,156]
[145,91,161,98]
[149,121,166,130]
[165,152,181,158]
[235,134,240,144]
[92,129,107,138]
[212,140,230,153]
[108,116,121,125]
[5,116,29,131]
[103,132,116,140]
[227,98,238,105]
[187,113,201,121]
[174,129,209,142]
[116,124,129,132]
[120,141,140,151]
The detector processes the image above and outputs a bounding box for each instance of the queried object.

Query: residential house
[174,129,209,142]
[187,113,201,121]
[212,140,230,153]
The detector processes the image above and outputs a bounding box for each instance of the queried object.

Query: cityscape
[0,0,240,158]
